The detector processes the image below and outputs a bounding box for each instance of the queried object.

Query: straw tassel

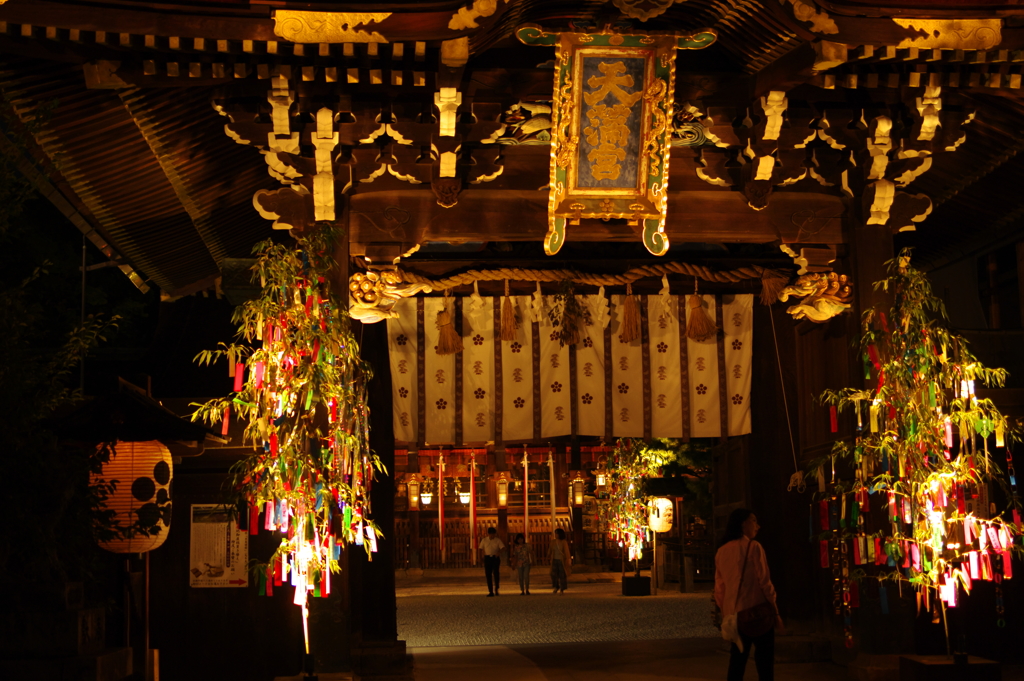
[759,268,791,306]
[500,280,518,341]
[618,283,641,343]
[686,278,717,341]
[436,296,463,355]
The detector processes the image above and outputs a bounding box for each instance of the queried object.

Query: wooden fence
[392,516,574,569]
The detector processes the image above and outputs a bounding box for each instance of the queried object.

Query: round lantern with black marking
[91,440,173,553]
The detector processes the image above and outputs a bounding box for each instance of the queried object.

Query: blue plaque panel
[576,55,646,190]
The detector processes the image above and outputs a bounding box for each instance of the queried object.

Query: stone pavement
[397,581,718,646]
[395,571,851,680]
[411,639,847,681]
[278,571,1024,681]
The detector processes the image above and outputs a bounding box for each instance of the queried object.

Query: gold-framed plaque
[517,25,716,256]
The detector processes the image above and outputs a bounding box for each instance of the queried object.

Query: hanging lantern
[419,476,434,507]
[457,479,471,505]
[496,472,509,508]
[91,440,173,553]
[595,457,608,489]
[571,472,585,507]
[648,497,674,533]
[407,475,421,510]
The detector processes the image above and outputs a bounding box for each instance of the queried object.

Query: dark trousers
[727,626,774,681]
[484,555,501,594]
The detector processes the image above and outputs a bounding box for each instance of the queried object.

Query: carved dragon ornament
[778,272,853,323]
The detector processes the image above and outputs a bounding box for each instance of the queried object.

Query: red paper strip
[233,362,244,392]
[829,406,838,433]
[274,559,283,586]
[867,344,881,368]
[875,537,885,565]
[249,503,259,536]
[820,540,830,568]
[1003,550,1014,579]
[820,500,830,532]
[221,405,230,436]
[254,361,265,389]
[853,536,862,564]
[265,565,274,596]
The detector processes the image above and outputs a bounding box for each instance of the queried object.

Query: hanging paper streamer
[191,227,383,655]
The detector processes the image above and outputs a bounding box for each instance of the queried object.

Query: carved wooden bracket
[778,271,853,322]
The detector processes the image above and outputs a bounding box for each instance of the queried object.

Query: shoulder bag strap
[734,539,754,611]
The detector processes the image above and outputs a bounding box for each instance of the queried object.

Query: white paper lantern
[91,440,173,553]
[648,497,674,532]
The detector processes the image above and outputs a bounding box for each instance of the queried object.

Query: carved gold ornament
[779,272,853,323]
[273,11,391,43]
[612,0,687,22]
[349,270,433,324]
[449,0,504,31]
[894,19,1001,51]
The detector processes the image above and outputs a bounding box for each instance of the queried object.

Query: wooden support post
[1017,242,1024,327]
[988,253,1001,329]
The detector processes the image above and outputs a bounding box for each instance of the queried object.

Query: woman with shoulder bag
[714,508,784,681]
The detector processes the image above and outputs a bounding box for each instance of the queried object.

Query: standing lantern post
[438,452,446,565]
[548,449,557,531]
[469,453,477,566]
[522,446,530,542]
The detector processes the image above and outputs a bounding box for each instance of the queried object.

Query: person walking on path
[480,526,505,597]
[510,533,533,595]
[714,508,783,681]
[549,527,571,594]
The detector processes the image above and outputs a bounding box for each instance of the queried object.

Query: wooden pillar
[1017,242,1024,326]
[987,253,1001,329]
[851,222,895,316]
[406,448,421,569]
[348,318,408,678]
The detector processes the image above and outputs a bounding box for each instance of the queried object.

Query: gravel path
[397,581,718,647]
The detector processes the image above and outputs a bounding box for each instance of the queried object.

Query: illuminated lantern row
[817,253,1021,648]
[194,229,381,613]
[92,440,173,554]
